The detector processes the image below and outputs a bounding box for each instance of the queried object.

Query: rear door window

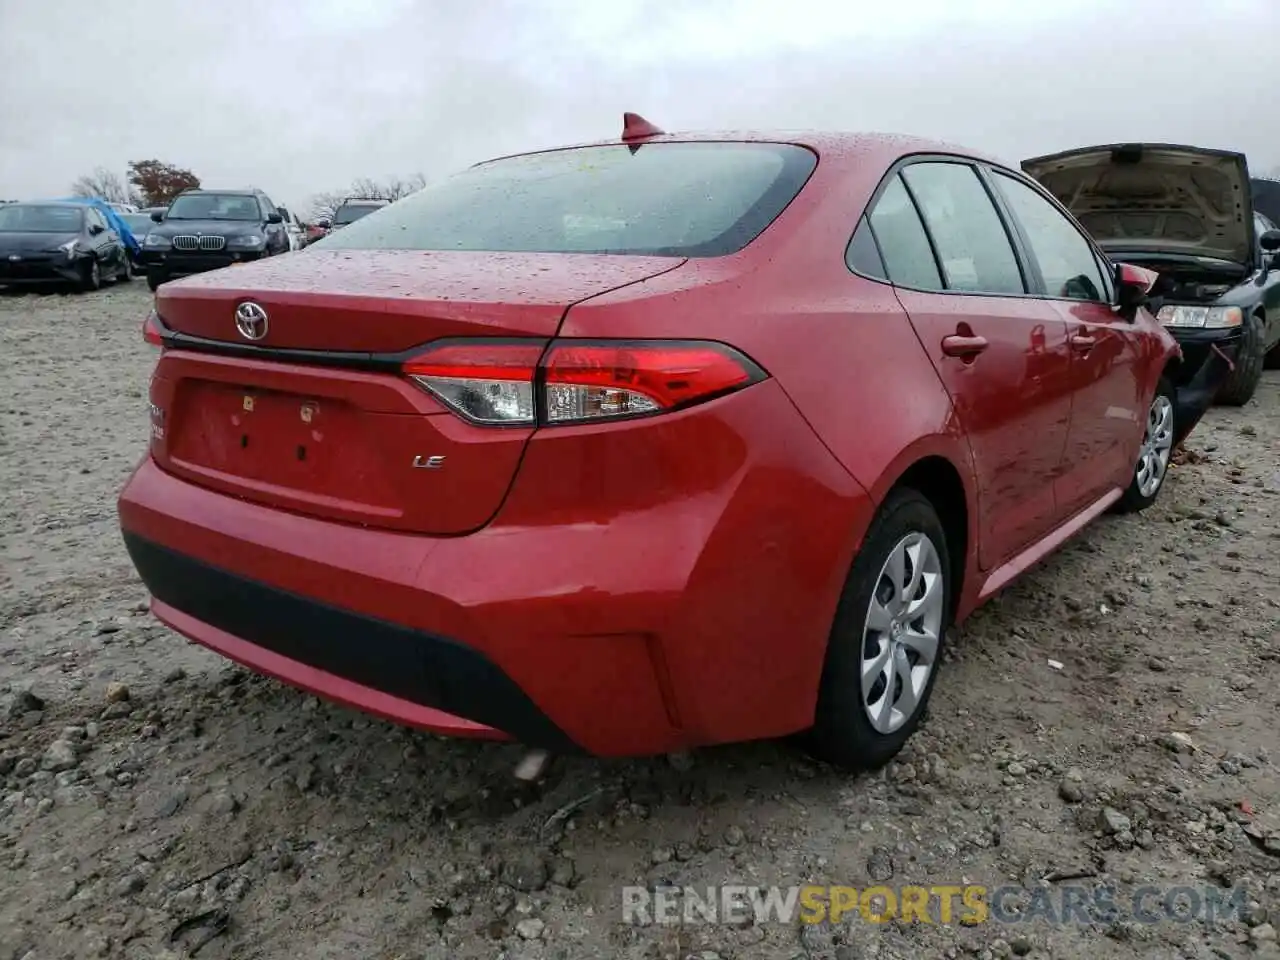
[991,171,1108,302]
[846,216,887,280]
[900,161,1026,295]
[866,176,942,290]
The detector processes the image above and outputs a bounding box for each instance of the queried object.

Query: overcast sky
[2,0,1277,215]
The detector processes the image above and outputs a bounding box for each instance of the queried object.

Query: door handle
[941,334,989,359]
[1069,333,1098,352]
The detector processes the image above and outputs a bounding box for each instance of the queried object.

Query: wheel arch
[875,451,973,621]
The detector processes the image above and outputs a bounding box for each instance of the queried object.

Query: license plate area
[168,380,396,508]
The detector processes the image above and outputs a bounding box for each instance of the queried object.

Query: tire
[79,258,101,292]
[1115,378,1176,514]
[116,254,133,282]
[1216,313,1264,406]
[806,488,952,771]
[146,269,167,292]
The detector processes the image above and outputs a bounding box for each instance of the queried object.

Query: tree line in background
[307,174,427,222]
[23,162,1280,216]
[55,165,428,224]
[71,160,201,208]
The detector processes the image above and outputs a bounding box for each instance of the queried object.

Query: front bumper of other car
[141,248,268,277]
[1164,325,1239,448]
[0,253,86,285]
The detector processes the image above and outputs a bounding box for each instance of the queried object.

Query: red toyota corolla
[119,116,1221,770]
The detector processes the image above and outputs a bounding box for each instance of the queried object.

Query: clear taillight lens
[400,339,766,427]
[401,341,542,425]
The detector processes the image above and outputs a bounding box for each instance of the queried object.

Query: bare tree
[70,167,141,206]
[309,173,427,222]
[308,191,346,223]
[381,173,427,200]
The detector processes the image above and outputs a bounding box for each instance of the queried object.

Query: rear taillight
[142,311,165,348]
[402,341,542,425]
[401,339,766,427]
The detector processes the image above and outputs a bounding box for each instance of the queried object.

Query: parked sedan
[120,118,1222,770]
[0,201,131,290]
[304,219,330,243]
[1024,143,1280,405]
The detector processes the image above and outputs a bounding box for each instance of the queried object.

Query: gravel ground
[2,282,1279,960]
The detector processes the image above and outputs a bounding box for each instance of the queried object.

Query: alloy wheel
[1135,394,1174,498]
[860,531,944,734]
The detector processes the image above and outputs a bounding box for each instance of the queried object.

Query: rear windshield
[316,142,817,257]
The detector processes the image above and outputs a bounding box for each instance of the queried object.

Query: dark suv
[142,189,291,290]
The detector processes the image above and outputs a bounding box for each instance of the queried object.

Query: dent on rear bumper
[117,380,873,756]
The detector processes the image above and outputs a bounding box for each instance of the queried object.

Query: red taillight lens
[403,340,544,425]
[142,311,165,348]
[542,342,760,423]
[400,338,766,427]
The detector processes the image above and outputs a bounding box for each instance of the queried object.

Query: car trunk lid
[1021,143,1254,265]
[150,249,685,534]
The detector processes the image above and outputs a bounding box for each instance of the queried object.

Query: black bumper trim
[1168,330,1238,448]
[121,532,581,753]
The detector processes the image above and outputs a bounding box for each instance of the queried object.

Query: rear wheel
[116,253,133,282]
[1217,313,1264,406]
[79,258,101,292]
[1116,379,1175,513]
[807,489,951,771]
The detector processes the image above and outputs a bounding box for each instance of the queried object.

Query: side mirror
[317,218,331,229]
[1114,262,1160,316]
[88,223,104,236]
[150,210,164,223]
[1260,229,1280,253]
[266,213,283,224]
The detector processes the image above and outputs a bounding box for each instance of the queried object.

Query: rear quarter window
[317,142,817,257]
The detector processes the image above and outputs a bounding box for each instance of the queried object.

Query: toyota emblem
[235,301,268,341]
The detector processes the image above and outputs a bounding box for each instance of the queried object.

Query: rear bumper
[117,381,870,756]
[123,531,575,749]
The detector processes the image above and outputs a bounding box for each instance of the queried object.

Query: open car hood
[1022,143,1253,265]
